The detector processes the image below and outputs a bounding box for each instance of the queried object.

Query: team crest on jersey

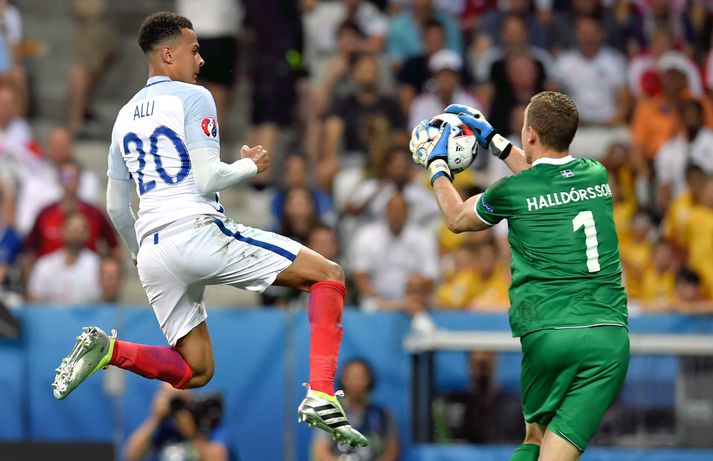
[201,117,218,138]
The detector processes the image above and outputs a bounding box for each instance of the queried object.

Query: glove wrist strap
[428,159,452,186]
[490,133,512,160]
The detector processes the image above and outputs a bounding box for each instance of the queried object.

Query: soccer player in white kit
[51,12,367,448]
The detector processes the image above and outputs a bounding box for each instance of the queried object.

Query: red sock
[110,340,193,389]
[308,281,346,395]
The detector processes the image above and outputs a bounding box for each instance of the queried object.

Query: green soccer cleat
[297,384,368,448]
[52,326,116,400]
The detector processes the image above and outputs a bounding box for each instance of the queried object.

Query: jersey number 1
[572,210,601,272]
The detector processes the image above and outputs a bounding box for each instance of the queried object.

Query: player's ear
[526,126,537,147]
[159,46,173,64]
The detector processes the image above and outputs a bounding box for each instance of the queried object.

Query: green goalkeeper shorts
[520,325,630,452]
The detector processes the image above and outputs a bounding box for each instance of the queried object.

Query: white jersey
[107,76,225,242]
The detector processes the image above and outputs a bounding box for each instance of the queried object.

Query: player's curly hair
[138,12,193,53]
[527,91,579,152]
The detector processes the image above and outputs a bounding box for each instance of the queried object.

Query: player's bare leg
[509,422,543,461]
[275,247,368,448]
[539,428,582,461]
[172,322,215,388]
[52,322,214,400]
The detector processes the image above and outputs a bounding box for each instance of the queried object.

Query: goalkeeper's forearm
[106,178,140,258]
[432,177,490,233]
[189,146,257,194]
[501,144,530,175]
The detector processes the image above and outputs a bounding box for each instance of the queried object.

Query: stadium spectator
[308,224,341,264]
[630,51,713,182]
[619,212,654,300]
[434,244,480,309]
[27,212,101,304]
[271,154,333,232]
[176,0,240,127]
[320,52,405,190]
[350,193,438,312]
[124,383,230,461]
[554,16,630,127]
[23,159,118,260]
[608,168,636,243]
[99,256,124,304]
[655,99,713,212]
[638,240,677,310]
[544,0,636,54]
[276,185,325,245]
[312,358,399,461]
[0,82,40,159]
[244,0,303,187]
[637,0,697,54]
[15,126,100,236]
[468,240,510,310]
[485,51,547,135]
[473,13,553,88]
[397,19,448,115]
[474,0,546,54]
[681,174,713,297]
[662,164,705,250]
[387,0,462,65]
[67,0,118,137]
[433,351,521,443]
[304,0,388,74]
[674,268,713,314]
[345,147,438,229]
[408,49,479,130]
[628,25,702,98]
[0,0,26,114]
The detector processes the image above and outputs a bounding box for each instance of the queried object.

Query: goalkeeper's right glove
[427,122,452,186]
[444,104,512,160]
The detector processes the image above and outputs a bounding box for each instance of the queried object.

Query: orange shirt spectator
[630,92,713,159]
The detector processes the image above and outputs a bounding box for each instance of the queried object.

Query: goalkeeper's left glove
[427,122,452,186]
[444,104,512,160]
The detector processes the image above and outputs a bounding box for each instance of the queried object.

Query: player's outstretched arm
[444,104,531,175]
[106,178,140,259]
[189,144,269,194]
[432,177,491,233]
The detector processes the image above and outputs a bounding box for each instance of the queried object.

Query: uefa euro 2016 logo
[201,117,218,138]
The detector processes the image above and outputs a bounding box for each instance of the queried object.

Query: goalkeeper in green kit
[412,92,629,461]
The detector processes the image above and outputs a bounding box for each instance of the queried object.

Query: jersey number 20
[123,126,190,195]
[572,210,601,273]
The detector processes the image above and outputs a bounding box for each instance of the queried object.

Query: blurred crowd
[0,0,712,321]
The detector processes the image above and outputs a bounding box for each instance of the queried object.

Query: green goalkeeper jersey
[475,155,628,337]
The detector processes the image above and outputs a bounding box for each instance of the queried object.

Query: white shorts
[136,216,302,346]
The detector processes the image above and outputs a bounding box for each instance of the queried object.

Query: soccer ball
[409,112,478,174]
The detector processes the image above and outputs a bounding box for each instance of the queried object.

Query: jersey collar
[532,155,575,166]
[144,76,172,87]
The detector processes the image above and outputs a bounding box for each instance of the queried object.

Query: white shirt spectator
[350,222,439,300]
[303,1,388,72]
[15,164,99,236]
[409,89,480,134]
[555,47,627,124]
[28,248,101,304]
[348,179,440,228]
[655,129,713,198]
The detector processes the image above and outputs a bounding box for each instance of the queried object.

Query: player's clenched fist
[241,144,271,174]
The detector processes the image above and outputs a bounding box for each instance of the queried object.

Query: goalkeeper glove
[444,104,512,160]
[427,122,452,186]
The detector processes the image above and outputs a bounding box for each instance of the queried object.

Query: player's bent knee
[188,364,215,388]
[321,260,345,284]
